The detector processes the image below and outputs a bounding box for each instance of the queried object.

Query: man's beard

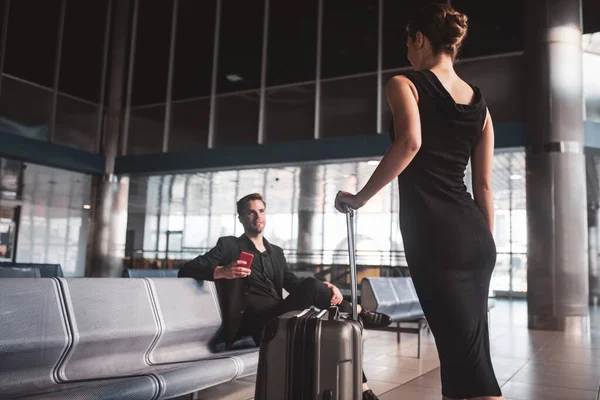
[246,223,264,235]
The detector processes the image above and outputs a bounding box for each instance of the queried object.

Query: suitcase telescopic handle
[344,205,359,321]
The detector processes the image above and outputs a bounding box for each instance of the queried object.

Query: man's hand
[214,260,252,279]
[323,281,343,306]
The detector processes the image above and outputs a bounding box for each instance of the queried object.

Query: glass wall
[0,157,92,276]
[121,0,530,154]
[0,0,109,152]
[127,151,527,294]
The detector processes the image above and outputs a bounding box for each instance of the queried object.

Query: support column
[85,0,132,277]
[589,207,600,305]
[297,166,320,265]
[525,0,589,330]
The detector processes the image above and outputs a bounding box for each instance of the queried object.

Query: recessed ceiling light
[226,74,243,82]
[509,175,522,180]
[367,160,379,166]
[83,204,91,210]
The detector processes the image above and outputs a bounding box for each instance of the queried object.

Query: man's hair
[236,193,266,215]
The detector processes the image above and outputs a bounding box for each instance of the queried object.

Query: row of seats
[0,263,64,278]
[0,277,257,399]
[361,277,427,357]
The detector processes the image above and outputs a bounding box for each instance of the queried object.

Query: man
[179,193,391,400]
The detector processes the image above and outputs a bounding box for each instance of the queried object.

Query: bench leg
[417,320,422,359]
[396,322,400,344]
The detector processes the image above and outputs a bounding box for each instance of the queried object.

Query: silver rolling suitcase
[254,207,362,400]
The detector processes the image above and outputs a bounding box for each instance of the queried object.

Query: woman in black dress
[335,4,503,400]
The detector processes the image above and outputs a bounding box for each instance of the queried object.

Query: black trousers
[240,277,367,383]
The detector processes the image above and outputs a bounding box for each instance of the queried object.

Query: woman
[335,4,503,400]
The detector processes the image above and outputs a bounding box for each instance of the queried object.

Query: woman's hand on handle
[334,190,366,213]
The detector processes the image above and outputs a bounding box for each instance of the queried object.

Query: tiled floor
[192,300,600,399]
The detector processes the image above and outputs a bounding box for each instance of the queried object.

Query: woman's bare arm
[354,76,422,205]
[471,108,495,232]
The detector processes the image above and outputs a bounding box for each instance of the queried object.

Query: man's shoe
[362,389,379,400]
[359,309,392,329]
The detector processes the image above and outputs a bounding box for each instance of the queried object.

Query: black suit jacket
[178,235,301,348]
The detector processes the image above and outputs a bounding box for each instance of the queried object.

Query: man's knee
[299,277,319,289]
[299,277,328,294]
[299,278,331,307]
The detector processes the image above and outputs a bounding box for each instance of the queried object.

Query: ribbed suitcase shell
[254,308,362,400]
[255,208,362,400]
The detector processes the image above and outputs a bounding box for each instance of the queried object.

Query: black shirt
[243,236,281,301]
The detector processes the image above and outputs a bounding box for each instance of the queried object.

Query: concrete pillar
[589,207,600,305]
[297,166,320,265]
[525,0,589,331]
[85,0,132,277]
[86,175,129,277]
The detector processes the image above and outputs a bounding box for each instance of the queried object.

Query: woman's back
[396,69,487,206]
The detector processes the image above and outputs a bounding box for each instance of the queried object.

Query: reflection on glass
[169,99,210,152]
[0,217,16,261]
[2,160,92,276]
[59,0,108,102]
[0,76,51,141]
[217,0,265,94]
[4,0,60,87]
[214,92,260,147]
[450,0,524,58]
[265,84,316,143]
[54,96,99,153]
[127,106,166,155]
[321,0,378,78]
[320,74,378,138]
[131,1,173,105]
[267,0,318,86]
[172,0,216,101]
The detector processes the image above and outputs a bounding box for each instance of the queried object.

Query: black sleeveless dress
[392,70,502,398]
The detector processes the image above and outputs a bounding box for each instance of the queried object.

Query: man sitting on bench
[179,193,391,400]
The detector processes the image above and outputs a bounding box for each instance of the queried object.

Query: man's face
[239,199,266,235]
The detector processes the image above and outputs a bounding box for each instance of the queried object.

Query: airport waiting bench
[361,277,428,358]
[122,268,179,278]
[0,262,64,278]
[361,277,496,359]
[0,278,258,399]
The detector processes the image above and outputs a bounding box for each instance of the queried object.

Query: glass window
[214,91,259,147]
[451,0,524,59]
[584,52,600,123]
[172,0,216,101]
[168,99,210,152]
[321,0,378,79]
[131,1,173,106]
[267,0,318,86]
[127,105,165,155]
[4,0,60,87]
[583,0,600,34]
[208,170,237,243]
[54,95,98,152]
[0,76,51,141]
[11,161,91,277]
[0,2,5,69]
[59,0,109,102]
[265,83,315,143]
[454,55,524,123]
[217,0,265,94]
[319,74,377,138]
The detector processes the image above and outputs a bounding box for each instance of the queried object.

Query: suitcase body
[255,207,362,400]
[254,307,362,400]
